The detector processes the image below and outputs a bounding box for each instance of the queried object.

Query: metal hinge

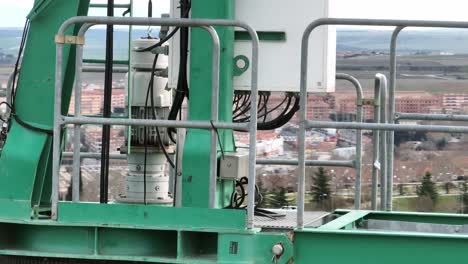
[55,35,85,45]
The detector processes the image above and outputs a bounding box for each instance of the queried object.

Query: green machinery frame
[3,1,468,264]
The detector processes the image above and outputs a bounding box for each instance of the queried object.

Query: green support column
[182,0,236,208]
[0,0,89,219]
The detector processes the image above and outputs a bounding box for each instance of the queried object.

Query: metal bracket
[362,99,377,106]
[55,35,85,45]
[151,45,170,55]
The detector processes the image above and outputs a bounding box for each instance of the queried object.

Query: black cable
[210,120,225,160]
[13,114,53,135]
[148,0,153,18]
[148,56,176,169]
[167,0,191,141]
[257,94,299,130]
[233,95,252,120]
[122,8,131,17]
[233,93,248,115]
[142,55,155,205]
[232,92,299,130]
[234,93,262,123]
[172,108,183,207]
[141,52,176,204]
[258,94,287,119]
[5,19,54,136]
[99,0,114,204]
[228,177,266,209]
[262,94,269,122]
[11,19,30,111]
[136,0,191,53]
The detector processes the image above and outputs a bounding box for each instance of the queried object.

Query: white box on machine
[220,152,249,180]
[168,0,336,93]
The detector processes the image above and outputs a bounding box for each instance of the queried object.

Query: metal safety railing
[256,73,367,210]
[296,18,468,229]
[53,17,260,229]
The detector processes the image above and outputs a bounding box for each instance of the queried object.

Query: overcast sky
[1,0,468,28]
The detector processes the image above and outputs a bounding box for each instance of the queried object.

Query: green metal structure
[3,1,468,264]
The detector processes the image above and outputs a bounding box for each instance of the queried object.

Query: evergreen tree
[270,187,289,208]
[311,167,331,202]
[417,171,438,203]
[461,180,468,214]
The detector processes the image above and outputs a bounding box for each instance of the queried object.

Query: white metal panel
[234,0,336,93]
[168,0,336,93]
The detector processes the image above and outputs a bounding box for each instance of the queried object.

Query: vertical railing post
[371,74,382,210]
[72,44,84,202]
[336,74,363,210]
[246,27,260,230]
[206,26,221,209]
[387,26,405,211]
[52,44,64,220]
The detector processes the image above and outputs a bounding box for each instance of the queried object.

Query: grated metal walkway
[254,210,330,229]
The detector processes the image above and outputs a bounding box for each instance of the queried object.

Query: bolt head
[272,243,284,256]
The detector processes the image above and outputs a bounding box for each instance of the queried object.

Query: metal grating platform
[254,210,330,229]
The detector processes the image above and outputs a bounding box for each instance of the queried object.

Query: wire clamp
[55,35,85,45]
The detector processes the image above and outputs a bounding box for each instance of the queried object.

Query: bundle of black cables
[227,176,263,209]
[167,0,191,143]
[233,92,300,130]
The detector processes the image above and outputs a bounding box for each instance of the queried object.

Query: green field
[393,195,462,213]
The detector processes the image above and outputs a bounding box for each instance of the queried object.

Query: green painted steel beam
[57,202,246,231]
[295,228,468,264]
[336,209,468,225]
[182,0,236,208]
[318,210,370,230]
[0,221,293,263]
[0,0,90,219]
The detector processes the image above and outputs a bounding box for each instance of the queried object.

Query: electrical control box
[169,0,336,93]
[220,152,249,180]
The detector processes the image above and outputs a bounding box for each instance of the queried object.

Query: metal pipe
[336,73,363,210]
[371,74,382,210]
[395,113,468,122]
[82,66,128,73]
[52,44,63,220]
[378,74,389,211]
[246,29,260,231]
[63,152,126,159]
[61,116,249,130]
[388,26,405,211]
[256,159,355,168]
[72,44,84,202]
[60,17,258,37]
[208,26,221,209]
[297,30,309,229]
[306,121,468,133]
[55,18,260,228]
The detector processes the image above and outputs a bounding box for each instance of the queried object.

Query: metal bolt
[272,243,284,257]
